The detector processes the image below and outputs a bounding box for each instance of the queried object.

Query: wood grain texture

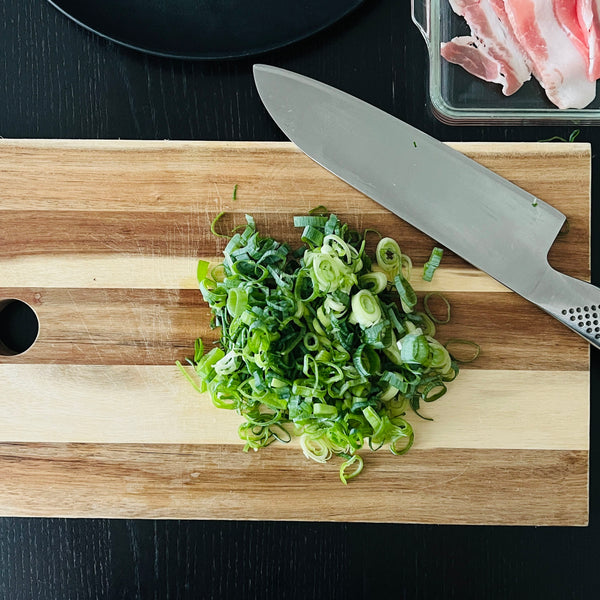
[0,289,589,369]
[0,443,588,526]
[0,139,591,524]
[0,365,588,447]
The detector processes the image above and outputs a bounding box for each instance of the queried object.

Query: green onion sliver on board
[423,246,443,282]
[423,292,451,324]
[210,211,231,239]
[445,338,481,363]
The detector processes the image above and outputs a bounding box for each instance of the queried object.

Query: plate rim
[46,0,366,60]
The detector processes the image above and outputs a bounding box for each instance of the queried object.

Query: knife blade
[253,64,599,350]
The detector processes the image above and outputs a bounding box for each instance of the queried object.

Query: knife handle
[532,267,600,350]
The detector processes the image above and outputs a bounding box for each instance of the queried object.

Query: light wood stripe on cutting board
[0,255,512,291]
[0,365,588,449]
[0,140,590,212]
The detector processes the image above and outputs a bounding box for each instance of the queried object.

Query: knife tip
[253,64,277,77]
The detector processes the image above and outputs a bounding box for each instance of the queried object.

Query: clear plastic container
[411,0,600,125]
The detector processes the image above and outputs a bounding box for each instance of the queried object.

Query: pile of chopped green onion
[181,213,466,483]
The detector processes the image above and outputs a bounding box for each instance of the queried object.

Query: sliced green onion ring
[351,289,382,327]
[424,292,451,324]
[445,339,481,363]
[300,435,332,463]
[376,237,402,276]
[339,454,364,484]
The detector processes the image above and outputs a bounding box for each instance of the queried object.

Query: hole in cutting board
[0,299,39,356]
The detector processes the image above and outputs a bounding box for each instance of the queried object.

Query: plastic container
[411,0,600,125]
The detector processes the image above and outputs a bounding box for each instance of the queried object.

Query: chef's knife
[253,64,599,350]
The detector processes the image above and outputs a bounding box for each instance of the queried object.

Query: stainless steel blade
[253,64,565,300]
[254,65,600,350]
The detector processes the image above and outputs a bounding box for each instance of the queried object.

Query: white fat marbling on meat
[577,0,600,80]
[503,0,596,107]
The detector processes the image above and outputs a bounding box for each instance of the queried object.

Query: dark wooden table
[0,1,597,598]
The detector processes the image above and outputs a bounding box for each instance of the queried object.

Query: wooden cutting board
[0,139,590,525]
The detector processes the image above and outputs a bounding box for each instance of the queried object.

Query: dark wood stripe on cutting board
[0,207,590,279]
[0,443,587,525]
[0,288,588,369]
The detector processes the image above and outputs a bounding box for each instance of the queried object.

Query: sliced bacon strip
[577,0,600,80]
[441,36,507,88]
[444,0,531,96]
[554,0,590,70]
[503,0,596,108]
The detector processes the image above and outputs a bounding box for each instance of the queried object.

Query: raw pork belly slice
[441,36,512,90]
[578,0,600,80]
[503,0,596,108]
[554,0,590,69]
[443,0,531,95]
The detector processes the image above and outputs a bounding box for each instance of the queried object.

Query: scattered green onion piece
[420,379,447,402]
[538,129,580,143]
[424,292,451,324]
[358,271,387,294]
[308,205,329,215]
[363,228,382,242]
[226,287,248,317]
[389,421,414,456]
[423,247,443,282]
[445,339,481,363]
[232,184,238,200]
[394,273,417,313]
[301,225,324,248]
[351,289,382,327]
[197,260,210,284]
[270,423,291,443]
[314,403,338,417]
[399,333,430,365]
[353,344,381,377]
[176,360,206,394]
[294,215,329,228]
[339,454,364,484]
[210,211,231,239]
[380,370,408,394]
[300,435,332,463]
[193,338,204,363]
[400,254,412,281]
[376,237,402,276]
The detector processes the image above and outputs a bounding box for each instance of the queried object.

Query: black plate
[47,0,366,60]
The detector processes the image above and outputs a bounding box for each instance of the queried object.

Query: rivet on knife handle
[529,267,600,350]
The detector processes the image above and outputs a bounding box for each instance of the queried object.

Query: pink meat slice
[503,0,596,107]
[441,36,506,87]
[554,0,590,68]
[578,0,600,80]
[443,0,531,96]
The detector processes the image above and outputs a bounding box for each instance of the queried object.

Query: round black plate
[47,0,365,60]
